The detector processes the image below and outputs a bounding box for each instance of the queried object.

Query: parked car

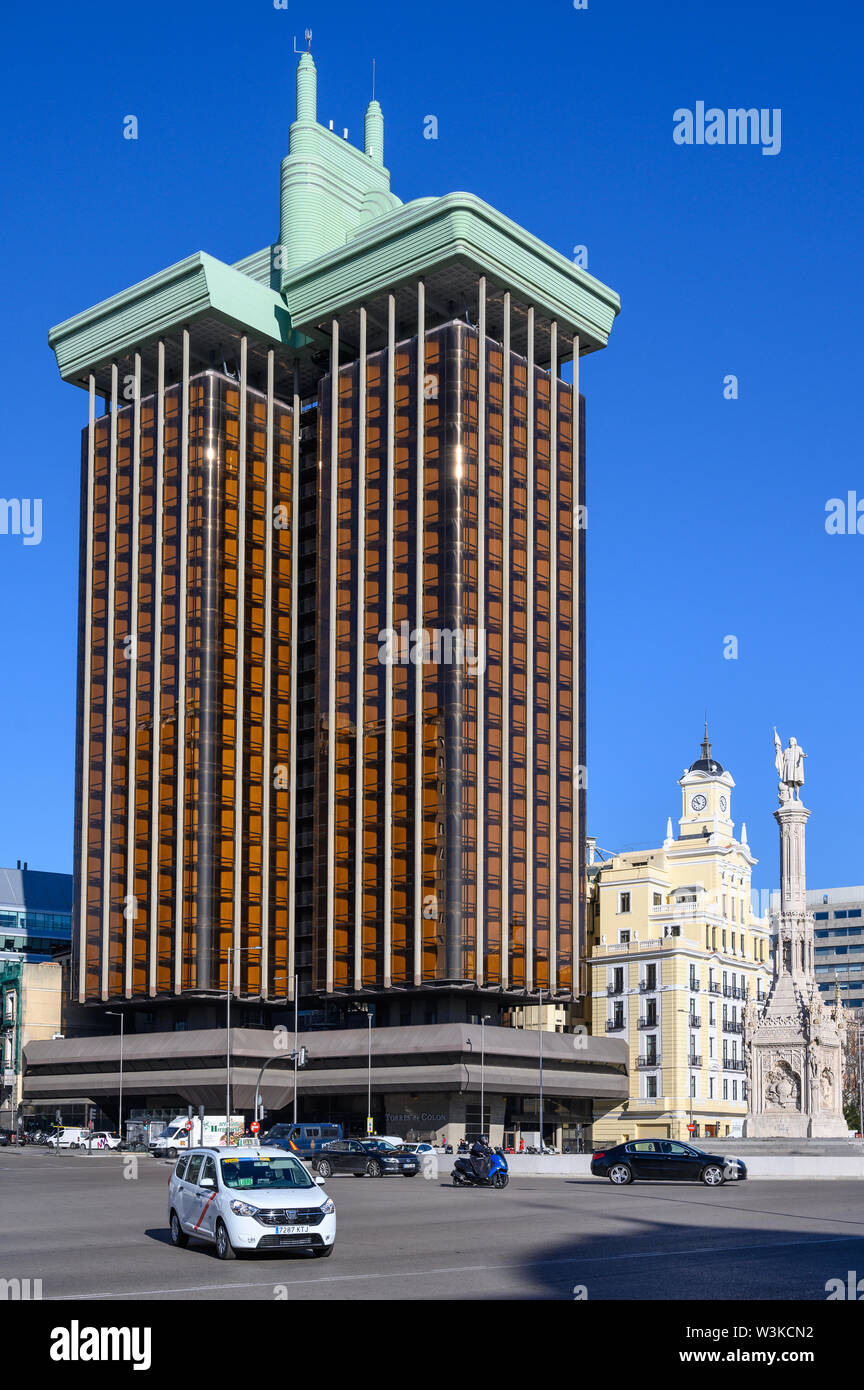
[167,1145,335,1260]
[85,1131,123,1150]
[590,1139,747,1187]
[0,1131,9,1146]
[399,1142,436,1154]
[311,1139,420,1179]
[262,1123,343,1159]
[361,1134,406,1150]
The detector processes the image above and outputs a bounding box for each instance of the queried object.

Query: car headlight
[229,1199,260,1217]
[319,1198,335,1215]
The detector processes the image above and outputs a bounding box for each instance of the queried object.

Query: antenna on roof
[293,28,313,54]
[372,57,376,100]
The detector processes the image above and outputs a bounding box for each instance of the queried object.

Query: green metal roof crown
[49,50,619,389]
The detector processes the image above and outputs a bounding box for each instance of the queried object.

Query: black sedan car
[590,1139,747,1187]
[311,1139,420,1179]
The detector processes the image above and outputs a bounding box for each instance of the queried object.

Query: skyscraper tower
[49,52,620,1023]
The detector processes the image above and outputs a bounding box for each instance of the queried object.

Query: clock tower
[678,725,735,839]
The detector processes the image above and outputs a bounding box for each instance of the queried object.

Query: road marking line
[47,1232,864,1300]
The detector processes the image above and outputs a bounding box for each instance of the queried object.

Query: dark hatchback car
[591,1139,747,1187]
[311,1139,420,1179]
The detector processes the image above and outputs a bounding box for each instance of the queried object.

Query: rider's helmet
[479,1134,489,1145]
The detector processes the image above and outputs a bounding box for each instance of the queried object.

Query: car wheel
[169,1210,189,1248]
[166,1147,178,1160]
[701,1164,725,1187]
[365,1159,382,1177]
[608,1163,633,1185]
[313,1244,334,1258]
[316,1159,332,1178]
[215,1220,236,1260]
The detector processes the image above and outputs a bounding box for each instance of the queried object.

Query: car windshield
[219,1156,315,1190]
[161,1125,182,1138]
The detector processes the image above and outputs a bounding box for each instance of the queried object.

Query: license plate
[274,1225,310,1234]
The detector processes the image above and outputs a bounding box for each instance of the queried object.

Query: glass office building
[50,51,618,1022]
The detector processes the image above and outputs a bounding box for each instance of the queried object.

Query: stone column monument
[742,731,848,1138]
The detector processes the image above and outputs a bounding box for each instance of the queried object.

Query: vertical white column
[148,341,165,996]
[124,351,142,997]
[572,335,581,986]
[412,284,424,986]
[232,336,249,992]
[549,323,558,991]
[525,306,535,993]
[384,293,396,988]
[501,294,511,992]
[101,361,119,1000]
[288,363,300,1003]
[261,348,275,998]
[354,310,367,991]
[173,328,189,995]
[326,321,339,994]
[79,373,96,1001]
[476,277,486,986]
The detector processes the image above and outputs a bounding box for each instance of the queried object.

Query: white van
[150,1115,244,1158]
[46,1127,89,1149]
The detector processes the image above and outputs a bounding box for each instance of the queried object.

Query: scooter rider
[469,1133,493,1182]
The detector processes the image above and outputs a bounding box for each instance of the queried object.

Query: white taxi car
[168,1145,336,1260]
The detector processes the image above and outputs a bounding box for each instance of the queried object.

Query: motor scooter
[451,1149,509,1189]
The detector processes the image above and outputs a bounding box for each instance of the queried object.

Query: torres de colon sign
[742,732,848,1139]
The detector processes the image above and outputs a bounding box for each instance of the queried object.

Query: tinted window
[629,1141,657,1153]
[185,1154,204,1185]
[347,1142,364,1152]
[174,1155,189,1180]
[328,1142,347,1153]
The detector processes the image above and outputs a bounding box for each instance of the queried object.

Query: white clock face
[691,794,707,812]
[719,795,728,814]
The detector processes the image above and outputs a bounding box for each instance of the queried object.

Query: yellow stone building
[588,732,772,1145]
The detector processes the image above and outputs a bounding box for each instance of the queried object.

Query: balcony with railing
[637,1016,658,1029]
[723,1058,746,1071]
[605,1020,626,1033]
[687,1055,702,1067]
[688,1015,701,1028]
[723,1020,744,1034]
[636,1055,661,1069]
[639,979,658,993]
[607,982,624,996]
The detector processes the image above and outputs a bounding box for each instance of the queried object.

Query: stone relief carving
[765,1059,800,1111]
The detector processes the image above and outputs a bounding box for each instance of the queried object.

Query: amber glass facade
[75,370,294,1003]
[314,322,584,997]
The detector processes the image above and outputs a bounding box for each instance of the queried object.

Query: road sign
[251,1120,260,1134]
[687,1123,696,1133]
[184,1120,193,1132]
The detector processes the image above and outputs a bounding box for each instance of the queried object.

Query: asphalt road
[2,1150,864,1300]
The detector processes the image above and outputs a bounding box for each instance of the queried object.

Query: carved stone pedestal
[743,775,847,1140]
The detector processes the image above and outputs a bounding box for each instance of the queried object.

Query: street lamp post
[480,1015,490,1136]
[677,1007,695,1138]
[105,1011,124,1143]
[225,946,261,1142]
[367,1009,373,1135]
[538,989,544,1150]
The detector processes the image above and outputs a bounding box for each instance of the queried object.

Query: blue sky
[0,0,861,894]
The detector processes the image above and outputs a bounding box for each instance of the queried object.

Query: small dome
[689,725,723,774]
